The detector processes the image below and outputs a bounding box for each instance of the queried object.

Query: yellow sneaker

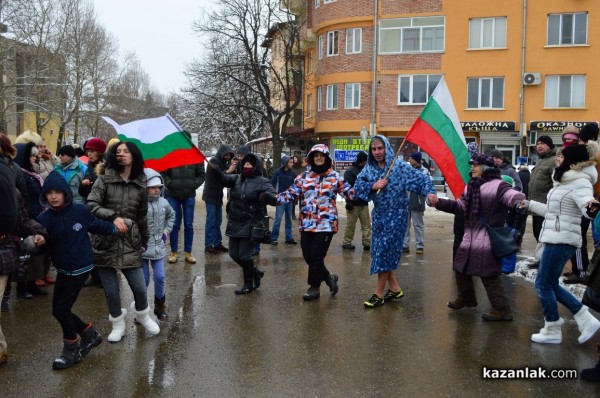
[184,252,197,264]
[168,252,178,264]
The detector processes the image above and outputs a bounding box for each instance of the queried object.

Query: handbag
[251,216,271,244]
[480,215,518,259]
[582,286,600,313]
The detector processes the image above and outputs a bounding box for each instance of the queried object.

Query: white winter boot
[107,308,127,343]
[574,305,600,344]
[531,318,564,344]
[131,302,160,336]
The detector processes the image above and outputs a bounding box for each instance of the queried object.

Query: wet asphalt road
[1,204,600,397]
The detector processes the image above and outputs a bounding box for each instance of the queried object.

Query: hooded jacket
[143,169,176,260]
[14,142,44,218]
[343,159,368,207]
[53,155,87,205]
[528,147,557,203]
[202,144,235,205]
[270,155,296,194]
[36,171,115,275]
[87,163,149,269]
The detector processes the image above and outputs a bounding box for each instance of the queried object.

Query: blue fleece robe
[355,135,436,274]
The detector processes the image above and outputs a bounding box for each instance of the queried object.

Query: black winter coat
[162,162,206,200]
[344,163,368,206]
[202,144,234,205]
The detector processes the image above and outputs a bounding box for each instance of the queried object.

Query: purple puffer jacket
[437,179,525,277]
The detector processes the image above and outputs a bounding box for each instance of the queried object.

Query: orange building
[302,0,599,171]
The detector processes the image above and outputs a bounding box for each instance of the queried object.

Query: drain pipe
[371,0,379,136]
[519,0,527,155]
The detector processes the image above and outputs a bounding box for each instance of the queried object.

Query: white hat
[147,176,163,187]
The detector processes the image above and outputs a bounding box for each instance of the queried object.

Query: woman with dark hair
[435,153,525,321]
[87,141,159,342]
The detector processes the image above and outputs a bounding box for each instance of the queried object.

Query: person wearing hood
[342,151,371,251]
[203,144,235,254]
[522,142,600,345]
[489,150,522,192]
[142,169,175,319]
[87,141,159,342]
[53,145,87,205]
[275,144,353,301]
[355,136,438,308]
[269,155,297,245]
[402,152,431,254]
[209,153,277,294]
[36,171,116,369]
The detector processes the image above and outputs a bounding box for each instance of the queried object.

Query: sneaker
[416,248,424,254]
[481,310,513,321]
[168,252,178,263]
[383,289,404,302]
[284,239,298,245]
[204,247,219,254]
[35,278,46,287]
[303,287,320,301]
[326,274,339,295]
[215,244,228,252]
[185,252,197,264]
[447,298,478,310]
[270,240,278,245]
[402,247,410,253]
[364,294,385,308]
[342,243,355,250]
[44,275,55,284]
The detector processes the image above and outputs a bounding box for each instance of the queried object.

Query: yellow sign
[331,137,371,151]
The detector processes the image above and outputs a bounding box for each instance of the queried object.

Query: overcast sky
[94,0,214,94]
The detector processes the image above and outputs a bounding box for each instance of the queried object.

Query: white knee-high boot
[107,308,127,343]
[531,318,564,344]
[131,302,160,336]
[574,306,600,344]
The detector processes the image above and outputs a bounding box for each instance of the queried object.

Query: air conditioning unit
[523,72,542,86]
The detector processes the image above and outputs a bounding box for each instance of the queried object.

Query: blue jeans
[142,258,166,300]
[167,196,195,253]
[535,243,583,322]
[271,202,293,241]
[205,202,223,248]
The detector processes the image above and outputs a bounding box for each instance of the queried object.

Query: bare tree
[185,0,304,164]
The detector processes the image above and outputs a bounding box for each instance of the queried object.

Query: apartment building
[303,0,599,170]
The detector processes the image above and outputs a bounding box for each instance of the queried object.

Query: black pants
[52,272,89,340]
[570,217,590,277]
[532,215,545,242]
[300,231,333,288]
[228,237,254,265]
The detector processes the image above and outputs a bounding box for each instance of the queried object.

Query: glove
[162,233,168,243]
[140,244,147,253]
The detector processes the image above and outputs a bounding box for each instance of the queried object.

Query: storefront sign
[460,121,516,132]
[529,121,598,131]
[330,137,371,172]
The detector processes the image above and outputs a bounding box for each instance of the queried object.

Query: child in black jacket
[36,172,117,369]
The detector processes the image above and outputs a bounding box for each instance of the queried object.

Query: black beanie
[561,144,589,168]
[489,150,504,160]
[579,123,599,143]
[356,151,368,164]
[536,135,555,149]
[57,145,77,158]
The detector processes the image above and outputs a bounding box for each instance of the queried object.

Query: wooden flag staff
[376,136,407,194]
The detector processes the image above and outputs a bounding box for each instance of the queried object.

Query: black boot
[16,282,33,299]
[80,324,102,357]
[52,338,82,369]
[582,344,600,382]
[154,296,168,320]
[235,261,255,295]
[253,266,264,289]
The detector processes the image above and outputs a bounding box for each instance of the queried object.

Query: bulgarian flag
[405,76,470,198]
[102,114,205,172]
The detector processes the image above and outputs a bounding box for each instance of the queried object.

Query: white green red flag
[102,114,205,172]
[405,76,470,198]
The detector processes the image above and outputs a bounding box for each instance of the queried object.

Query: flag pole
[376,136,407,194]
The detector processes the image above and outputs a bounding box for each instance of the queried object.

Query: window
[314,0,320,8]
[548,13,587,46]
[545,75,585,108]
[345,83,361,109]
[326,84,338,110]
[398,75,442,105]
[469,17,506,49]
[318,35,324,59]
[324,0,336,4]
[307,94,313,118]
[346,28,362,54]
[317,86,323,111]
[379,16,445,54]
[467,77,504,109]
[327,31,339,56]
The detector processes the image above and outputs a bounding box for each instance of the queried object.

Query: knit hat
[561,144,590,168]
[356,151,368,164]
[467,142,479,159]
[84,137,107,153]
[489,150,504,160]
[410,152,422,162]
[536,135,555,149]
[147,176,163,187]
[579,123,600,143]
[57,145,77,158]
[236,145,250,156]
[468,153,496,167]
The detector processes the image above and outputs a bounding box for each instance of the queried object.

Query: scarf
[464,174,499,219]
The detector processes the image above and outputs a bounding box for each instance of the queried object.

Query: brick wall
[380,0,442,15]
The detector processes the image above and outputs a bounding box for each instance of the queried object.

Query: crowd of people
[1,126,600,382]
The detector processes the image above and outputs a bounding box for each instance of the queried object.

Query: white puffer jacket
[528,164,597,248]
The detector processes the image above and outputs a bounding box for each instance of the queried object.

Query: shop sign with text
[461,121,516,132]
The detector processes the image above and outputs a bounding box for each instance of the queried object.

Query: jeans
[52,272,89,340]
[142,258,166,299]
[205,202,223,248]
[271,202,293,241]
[167,196,195,253]
[535,243,583,322]
[97,267,149,317]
